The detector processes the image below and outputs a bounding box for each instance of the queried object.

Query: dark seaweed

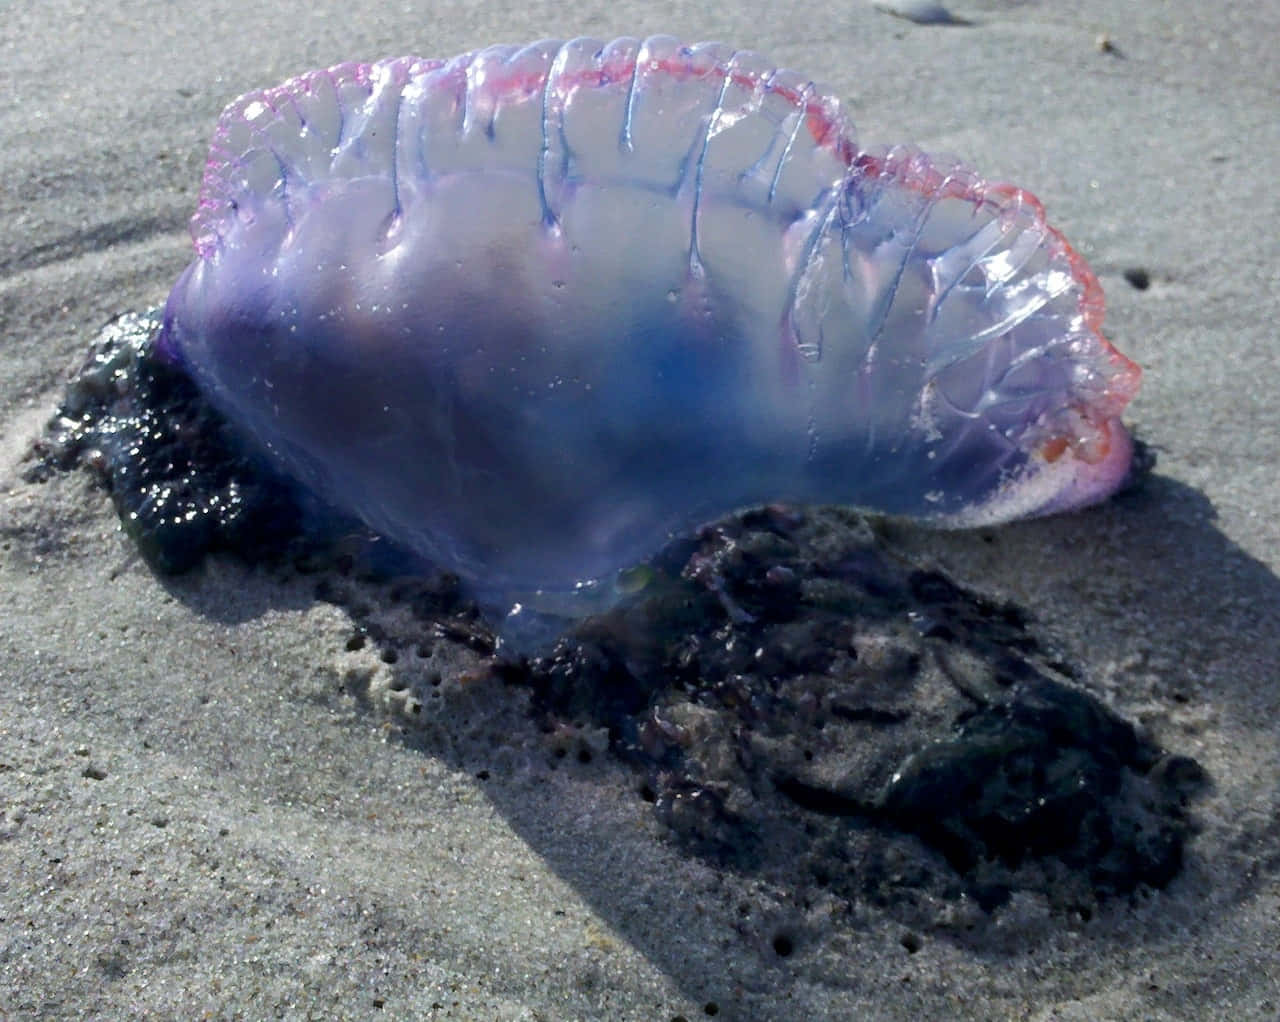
[514,510,1206,916]
[28,311,351,573]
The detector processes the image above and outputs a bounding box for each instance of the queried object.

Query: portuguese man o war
[154,36,1141,626]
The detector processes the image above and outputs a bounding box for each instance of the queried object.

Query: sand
[2,0,1278,1018]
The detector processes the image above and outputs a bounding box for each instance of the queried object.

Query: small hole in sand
[1123,267,1151,290]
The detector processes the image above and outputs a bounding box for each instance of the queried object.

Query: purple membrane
[157,37,1140,619]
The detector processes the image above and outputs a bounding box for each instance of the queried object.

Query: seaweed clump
[518,509,1207,918]
[27,311,313,572]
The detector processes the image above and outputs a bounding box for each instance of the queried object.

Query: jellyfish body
[158,37,1140,611]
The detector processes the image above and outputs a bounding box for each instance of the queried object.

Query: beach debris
[1096,33,1123,56]
[872,0,969,25]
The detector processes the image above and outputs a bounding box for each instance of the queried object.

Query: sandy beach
[3,1,1279,1018]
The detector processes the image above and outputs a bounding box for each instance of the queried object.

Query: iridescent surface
[158,37,1140,612]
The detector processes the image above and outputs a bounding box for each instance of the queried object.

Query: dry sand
[2,1,1278,1018]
